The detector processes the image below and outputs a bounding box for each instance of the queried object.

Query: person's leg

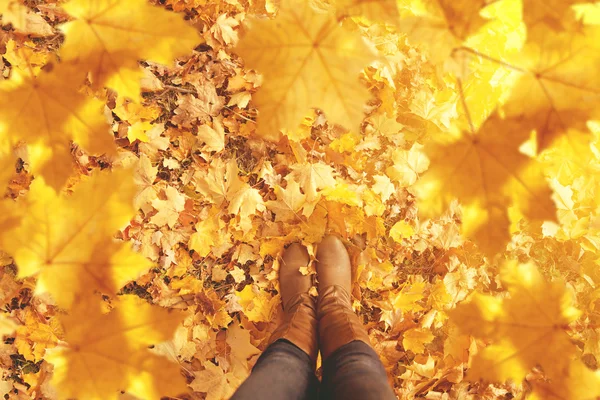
[320,340,395,400]
[231,338,318,400]
[231,243,319,400]
[316,235,396,400]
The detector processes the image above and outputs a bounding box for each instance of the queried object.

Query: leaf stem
[455,46,527,73]
[457,78,475,135]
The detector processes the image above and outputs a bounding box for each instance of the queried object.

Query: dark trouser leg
[320,340,396,400]
[230,339,319,400]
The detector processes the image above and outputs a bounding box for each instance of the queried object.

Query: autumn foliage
[0,0,600,399]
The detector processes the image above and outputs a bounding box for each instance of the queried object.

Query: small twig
[224,105,256,124]
[163,84,196,94]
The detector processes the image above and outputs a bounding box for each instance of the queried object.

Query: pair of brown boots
[268,235,371,363]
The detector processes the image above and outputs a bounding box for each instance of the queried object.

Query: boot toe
[279,242,312,306]
[316,235,352,292]
[282,242,310,267]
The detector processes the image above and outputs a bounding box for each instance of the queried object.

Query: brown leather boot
[316,235,371,360]
[267,243,319,363]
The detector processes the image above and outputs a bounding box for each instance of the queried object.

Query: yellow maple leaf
[0,314,17,337]
[113,99,162,143]
[133,153,159,214]
[389,220,414,243]
[228,183,266,233]
[414,114,556,256]
[15,309,63,361]
[230,266,246,284]
[540,129,600,187]
[0,0,54,36]
[194,158,229,205]
[521,0,595,30]
[530,359,600,400]
[125,121,151,143]
[335,0,400,26]
[3,39,49,74]
[170,275,204,295]
[550,179,579,230]
[540,128,600,238]
[368,113,405,141]
[197,122,225,155]
[390,281,426,312]
[356,248,402,290]
[428,278,454,310]
[443,323,471,366]
[287,162,337,202]
[371,174,395,202]
[0,141,14,191]
[329,132,361,153]
[194,158,265,231]
[362,189,385,217]
[443,259,478,305]
[475,24,600,149]
[189,207,228,257]
[0,62,114,190]
[46,296,187,400]
[58,0,202,100]
[0,170,147,308]
[397,0,491,64]
[300,203,328,243]
[39,240,152,309]
[195,290,233,329]
[0,198,22,239]
[449,261,581,384]
[402,327,434,354]
[190,361,240,400]
[235,0,376,139]
[235,285,276,323]
[226,321,260,379]
[322,181,363,207]
[402,354,436,379]
[151,185,187,229]
[386,143,430,187]
[266,180,308,221]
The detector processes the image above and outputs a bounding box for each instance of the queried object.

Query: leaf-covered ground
[1,0,600,399]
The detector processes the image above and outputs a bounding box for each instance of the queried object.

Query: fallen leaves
[189,208,227,257]
[403,327,434,354]
[266,180,308,221]
[235,285,277,323]
[2,1,600,399]
[0,0,54,36]
[191,361,239,400]
[287,162,337,202]
[151,185,187,229]
[194,158,266,232]
[386,143,430,186]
